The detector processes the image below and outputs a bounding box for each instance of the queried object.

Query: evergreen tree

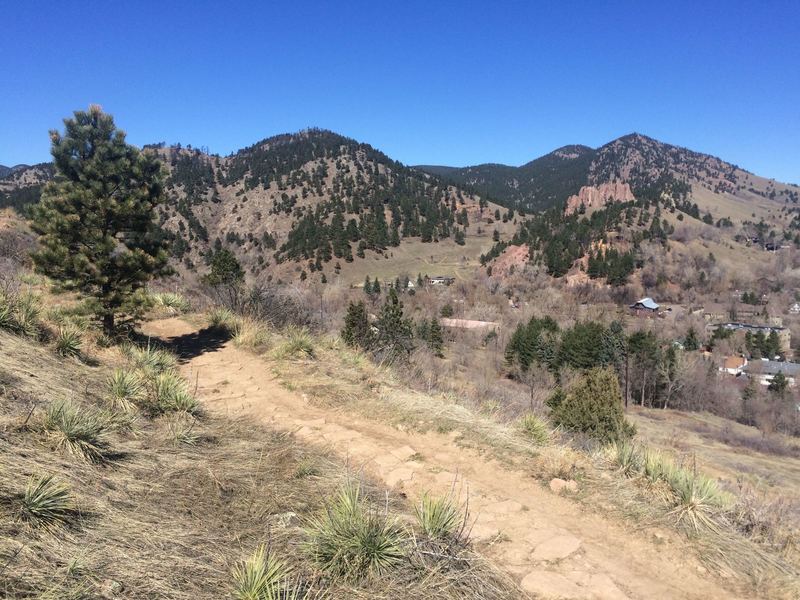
[31,106,170,333]
[768,372,788,396]
[684,326,699,351]
[600,320,627,371]
[427,317,444,356]
[550,368,634,443]
[364,275,372,296]
[374,288,414,359]
[341,300,374,350]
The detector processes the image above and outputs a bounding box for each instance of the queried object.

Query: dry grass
[0,326,521,599]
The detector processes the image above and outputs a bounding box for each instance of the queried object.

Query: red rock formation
[564,182,635,215]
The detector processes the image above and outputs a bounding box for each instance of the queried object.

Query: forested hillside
[1,129,509,284]
[419,133,799,214]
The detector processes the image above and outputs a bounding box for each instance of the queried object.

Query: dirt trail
[145,318,740,600]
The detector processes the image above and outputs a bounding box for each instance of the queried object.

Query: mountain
[0,130,512,284]
[0,164,32,178]
[417,134,798,214]
[419,144,595,212]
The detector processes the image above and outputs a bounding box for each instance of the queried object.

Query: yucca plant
[149,371,198,415]
[20,474,75,529]
[518,413,551,446]
[43,399,110,463]
[0,294,14,330]
[124,341,177,374]
[151,292,191,314]
[233,318,271,351]
[275,327,315,359]
[232,545,292,600]
[208,306,238,331]
[642,447,677,483]
[667,468,731,532]
[15,291,41,337]
[613,439,642,477]
[167,413,200,446]
[306,482,407,580]
[414,492,463,542]
[55,326,83,358]
[106,368,144,412]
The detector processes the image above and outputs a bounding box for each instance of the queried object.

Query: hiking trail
[144,318,739,600]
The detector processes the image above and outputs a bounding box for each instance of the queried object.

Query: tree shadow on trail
[154,326,231,363]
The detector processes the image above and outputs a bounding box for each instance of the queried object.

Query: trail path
[145,318,739,600]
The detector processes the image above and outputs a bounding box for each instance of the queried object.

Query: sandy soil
[144,317,743,600]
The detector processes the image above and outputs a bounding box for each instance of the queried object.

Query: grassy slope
[0,326,519,599]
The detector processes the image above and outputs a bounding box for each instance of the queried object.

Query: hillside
[0,130,514,286]
[418,134,798,216]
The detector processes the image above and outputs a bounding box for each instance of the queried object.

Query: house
[440,318,498,331]
[708,322,791,355]
[428,276,455,286]
[720,355,747,376]
[743,359,800,387]
[629,297,659,314]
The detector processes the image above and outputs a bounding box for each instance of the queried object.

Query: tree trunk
[103,312,115,336]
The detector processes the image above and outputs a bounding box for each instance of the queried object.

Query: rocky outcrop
[489,244,529,279]
[564,181,635,215]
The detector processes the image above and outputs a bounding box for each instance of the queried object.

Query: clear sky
[1,0,798,182]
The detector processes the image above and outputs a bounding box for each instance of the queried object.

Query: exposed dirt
[144,317,743,600]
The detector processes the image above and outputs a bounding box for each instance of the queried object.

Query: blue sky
[2,0,798,182]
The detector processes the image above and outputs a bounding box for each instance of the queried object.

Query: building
[440,318,498,331]
[721,356,747,375]
[708,322,791,356]
[743,359,800,387]
[629,297,659,314]
[428,276,455,286]
[789,302,800,315]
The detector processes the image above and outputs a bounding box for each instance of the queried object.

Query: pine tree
[684,326,699,351]
[375,288,414,359]
[203,248,245,308]
[341,300,374,350]
[31,106,170,333]
[428,318,444,356]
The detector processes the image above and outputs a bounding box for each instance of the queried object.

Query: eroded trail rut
[145,318,738,600]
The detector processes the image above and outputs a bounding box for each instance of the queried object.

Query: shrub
[232,545,291,600]
[55,325,83,358]
[106,368,144,412]
[43,400,110,462]
[518,414,551,446]
[274,326,315,359]
[150,292,192,314]
[414,493,463,542]
[306,482,407,580]
[167,413,200,446]
[550,367,634,443]
[233,318,271,351]
[0,295,14,330]
[150,291,191,314]
[20,474,75,529]
[148,371,198,415]
[0,291,41,337]
[124,342,177,374]
[14,292,41,337]
[668,469,730,531]
[612,440,642,476]
[208,306,238,331]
